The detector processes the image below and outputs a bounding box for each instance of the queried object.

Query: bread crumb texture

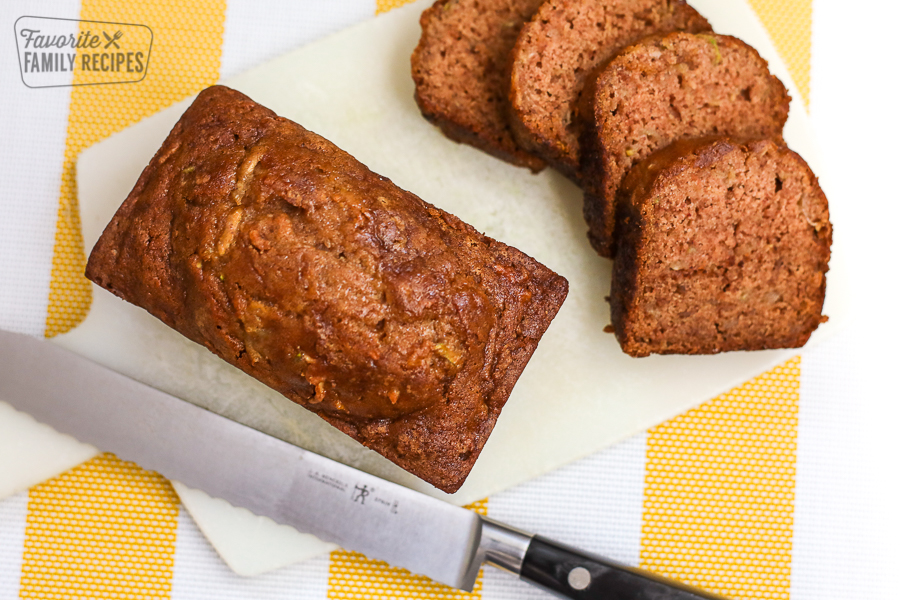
[581,32,790,257]
[412,0,547,171]
[508,0,710,177]
[611,138,830,356]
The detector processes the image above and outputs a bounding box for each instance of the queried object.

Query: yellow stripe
[639,357,800,599]
[745,0,812,107]
[26,0,228,593]
[45,0,228,337]
[20,453,180,598]
[327,498,487,599]
[376,0,418,15]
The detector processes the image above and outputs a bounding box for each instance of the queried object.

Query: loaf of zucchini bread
[85,85,568,493]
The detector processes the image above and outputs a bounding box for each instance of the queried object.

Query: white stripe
[792,331,896,599]
[171,509,331,600]
[0,0,81,336]
[219,0,376,81]
[481,433,647,599]
[792,1,900,597]
[0,492,28,600]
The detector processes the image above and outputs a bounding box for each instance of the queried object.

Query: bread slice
[582,32,790,257]
[508,0,710,180]
[610,137,831,357]
[412,0,546,171]
[85,86,569,493]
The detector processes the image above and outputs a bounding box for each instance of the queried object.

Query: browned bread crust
[85,85,568,493]
[582,32,790,257]
[610,137,831,357]
[412,0,546,172]
[508,0,710,180]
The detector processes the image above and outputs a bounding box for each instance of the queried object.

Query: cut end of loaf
[411,0,546,172]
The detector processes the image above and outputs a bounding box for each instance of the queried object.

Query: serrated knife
[0,328,726,599]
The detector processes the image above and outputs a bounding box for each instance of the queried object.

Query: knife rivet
[567,566,591,591]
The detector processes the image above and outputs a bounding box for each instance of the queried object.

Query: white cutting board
[1,0,848,577]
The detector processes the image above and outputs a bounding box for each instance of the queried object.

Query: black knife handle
[520,536,728,600]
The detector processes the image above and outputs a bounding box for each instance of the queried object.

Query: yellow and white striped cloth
[0,0,895,598]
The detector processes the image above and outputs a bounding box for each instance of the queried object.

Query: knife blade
[0,329,727,599]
